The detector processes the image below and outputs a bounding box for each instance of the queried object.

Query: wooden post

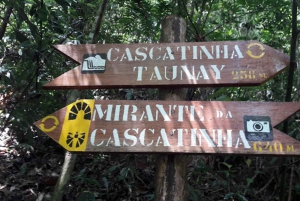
[154,15,189,201]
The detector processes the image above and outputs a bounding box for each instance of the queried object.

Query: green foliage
[0,0,299,200]
[76,191,96,201]
[224,192,248,201]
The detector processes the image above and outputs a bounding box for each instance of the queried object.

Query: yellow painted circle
[39,115,59,132]
[246,43,265,59]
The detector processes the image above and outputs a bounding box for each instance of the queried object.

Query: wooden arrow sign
[44,41,289,89]
[34,100,300,155]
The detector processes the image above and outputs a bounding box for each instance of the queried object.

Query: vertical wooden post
[154,15,188,201]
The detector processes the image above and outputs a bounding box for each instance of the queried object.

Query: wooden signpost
[34,100,300,155]
[35,40,300,156]
[44,41,289,89]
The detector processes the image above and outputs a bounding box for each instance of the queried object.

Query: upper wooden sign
[44,41,289,89]
[34,99,300,155]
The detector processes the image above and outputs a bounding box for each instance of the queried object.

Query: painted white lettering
[90,129,106,146]
[230,45,244,59]
[162,47,175,60]
[236,130,251,148]
[123,129,137,146]
[217,110,232,118]
[149,47,161,60]
[131,105,137,121]
[212,129,216,141]
[181,66,195,80]
[120,48,133,61]
[191,129,201,146]
[216,45,220,59]
[176,46,189,60]
[189,106,195,121]
[227,130,232,147]
[107,48,119,61]
[177,129,184,146]
[123,105,129,121]
[135,47,147,61]
[155,104,171,121]
[114,105,121,121]
[196,65,209,80]
[93,104,113,121]
[226,111,233,118]
[223,45,228,58]
[200,129,216,147]
[217,110,223,118]
[217,129,223,147]
[155,129,170,146]
[200,46,214,59]
[210,65,224,79]
[112,129,121,146]
[197,105,204,121]
[150,66,162,80]
[133,66,147,81]
[178,105,184,122]
[192,46,197,59]
[139,105,154,121]
[164,66,177,80]
[139,129,154,146]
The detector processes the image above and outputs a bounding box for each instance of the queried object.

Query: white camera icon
[246,120,270,133]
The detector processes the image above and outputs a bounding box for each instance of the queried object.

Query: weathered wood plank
[34,100,300,155]
[43,41,289,89]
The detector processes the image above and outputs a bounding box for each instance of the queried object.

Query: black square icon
[82,53,107,74]
[243,115,273,141]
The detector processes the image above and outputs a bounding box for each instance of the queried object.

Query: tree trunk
[154,15,189,201]
[51,90,80,201]
[51,1,109,200]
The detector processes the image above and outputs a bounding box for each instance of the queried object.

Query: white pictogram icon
[82,54,106,73]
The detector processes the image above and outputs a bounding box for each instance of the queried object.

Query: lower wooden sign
[34,100,300,155]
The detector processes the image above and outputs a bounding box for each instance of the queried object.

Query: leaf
[237,0,246,5]
[102,177,108,190]
[37,4,49,22]
[224,192,235,199]
[208,87,227,99]
[246,178,253,186]
[216,94,231,101]
[119,167,129,180]
[29,4,38,16]
[55,0,70,8]
[76,167,86,178]
[107,165,120,173]
[236,194,248,201]
[224,192,248,201]
[84,178,101,187]
[20,163,27,175]
[20,40,31,47]
[269,157,277,164]
[76,191,95,201]
[125,89,133,100]
[53,26,65,34]
[245,158,251,167]
[221,162,232,170]
[15,31,28,43]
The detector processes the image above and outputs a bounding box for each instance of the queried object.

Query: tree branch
[0,6,13,40]
[89,0,109,44]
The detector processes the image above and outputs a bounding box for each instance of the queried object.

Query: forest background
[0,0,300,200]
